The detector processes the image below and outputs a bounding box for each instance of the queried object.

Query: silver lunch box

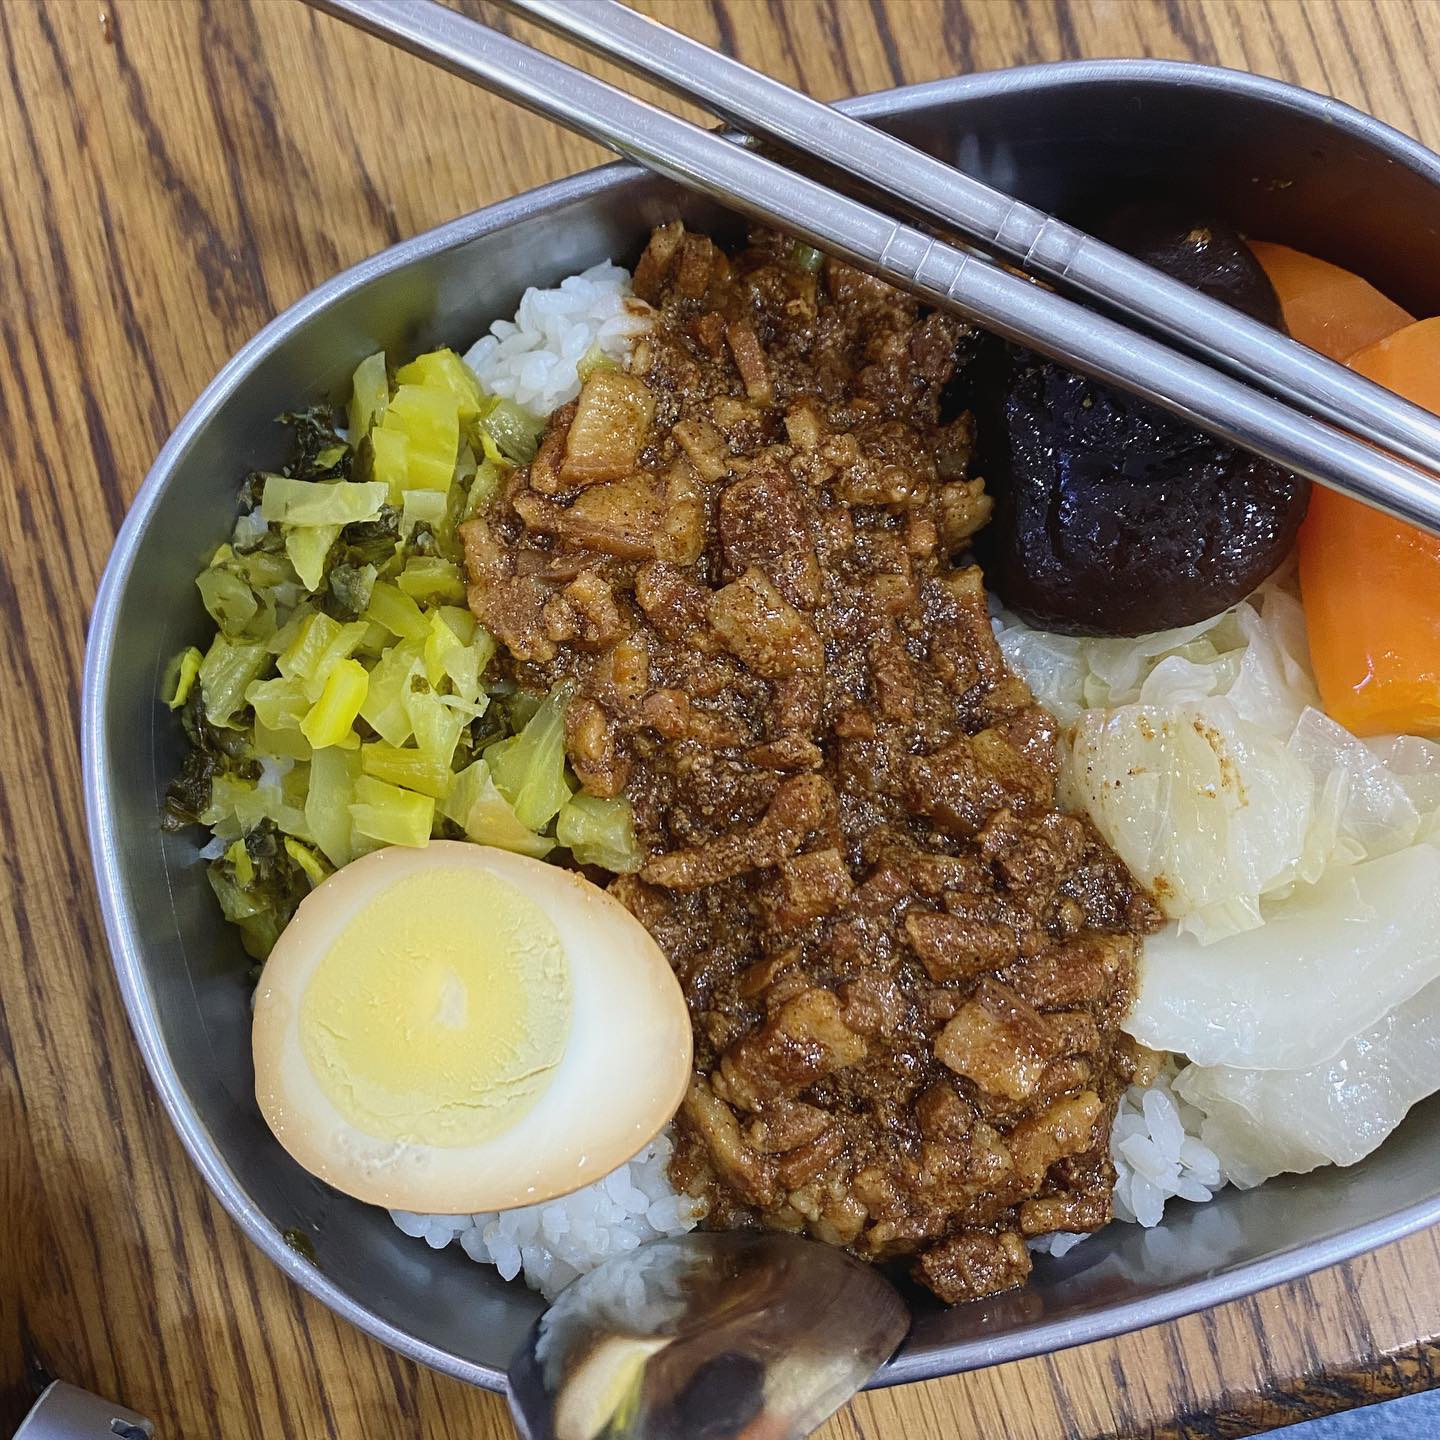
[83,59,1440,1392]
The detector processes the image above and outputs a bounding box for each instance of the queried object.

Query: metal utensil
[506,1234,909,1440]
[501,0,1440,478]
[305,0,1440,540]
[13,1382,154,1440]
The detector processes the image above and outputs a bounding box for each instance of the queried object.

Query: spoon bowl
[506,1234,910,1440]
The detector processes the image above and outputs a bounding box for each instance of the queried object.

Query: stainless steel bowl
[84,60,1440,1392]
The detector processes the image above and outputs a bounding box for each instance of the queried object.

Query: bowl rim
[83,56,1440,1396]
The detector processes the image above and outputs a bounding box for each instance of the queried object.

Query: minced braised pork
[462,223,1160,1303]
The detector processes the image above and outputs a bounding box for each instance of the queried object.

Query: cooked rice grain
[1032,1062,1227,1257]
[463,260,653,417]
[390,1132,705,1301]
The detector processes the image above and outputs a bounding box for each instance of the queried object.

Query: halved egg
[252,841,692,1213]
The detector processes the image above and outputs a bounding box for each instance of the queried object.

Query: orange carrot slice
[1248,241,1413,361]
[1298,317,1440,737]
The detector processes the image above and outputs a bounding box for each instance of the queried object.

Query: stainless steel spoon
[506,1233,910,1440]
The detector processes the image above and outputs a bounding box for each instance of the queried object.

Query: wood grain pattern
[4,1,1440,1436]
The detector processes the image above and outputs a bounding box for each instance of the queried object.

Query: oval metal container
[84,60,1440,1391]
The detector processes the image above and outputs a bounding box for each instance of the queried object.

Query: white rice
[390,252,1224,1294]
[463,259,654,417]
[1031,1062,1227,1258]
[390,1132,704,1301]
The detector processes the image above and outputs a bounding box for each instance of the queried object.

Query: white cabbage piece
[1062,697,1311,941]
[1126,843,1440,1069]
[1174,975,1440,1187]
[997,607,1248,731]
[1287,707,1421,859]
[1222,583,1317,736]
[1364,734,1440,827]
[996,581,1440,942]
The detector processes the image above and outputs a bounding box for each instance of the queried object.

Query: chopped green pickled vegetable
[303,619,370,703]
[437,604,478,646]
[444,443,477,540]
[370,427,408,500]
[327,561,378,619]
[208,877,284,958]
[283,836,330,887]
[484,682,572,831]
[266,602,313,657]
[278,611,335,681]
[397,557,465,603]
[358,640,423,747]
[284,523,340,591]
[196,567,259,637]
[481,397,544,465]
[423,610,490,703]
[405,684,466,766]
[336,505,403,574]
[172,344,593,960]
[363,580,429,644]
[203,772,310,841]
[253,717,311,761]
[200,773,253,832]
[278,613,369,700]
[422,610,462,686]
[206,818,312,960]
[260,476,388,527]
[167,646,203,710]
[163,694,244,830]
[198,636,270,727]
[225,838,256,888]
[463,455,506,519]
[443,760,552,857]
[355,618,391,658]
[208,862,261,920]
[500,687,543,731]
[300,658,368,748]
[305,745,361,867]
[277,408,351,481]
[556,793,642,873]
[395,349,486,421]
[360,740,453,800]
[349,774,434,848]
[348,351,389,444]
[576,343,617,384]
[379,384,459,493]
[400,489,448,538]
[245,674,309,731]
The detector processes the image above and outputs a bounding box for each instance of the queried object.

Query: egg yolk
[299,865,570,1148]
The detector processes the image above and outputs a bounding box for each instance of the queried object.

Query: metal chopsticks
[305,0,1440,539]
[498,0,1440,483]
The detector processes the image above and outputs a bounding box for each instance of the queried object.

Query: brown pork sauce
[461,224,1159,1303]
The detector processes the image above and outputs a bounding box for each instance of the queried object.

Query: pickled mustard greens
[164,349,640,961]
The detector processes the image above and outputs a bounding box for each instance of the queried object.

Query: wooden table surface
[5,1,1440,1436]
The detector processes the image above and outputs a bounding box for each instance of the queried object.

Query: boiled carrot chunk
[1298,317,1440,736]
[1247,241,1413,361]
